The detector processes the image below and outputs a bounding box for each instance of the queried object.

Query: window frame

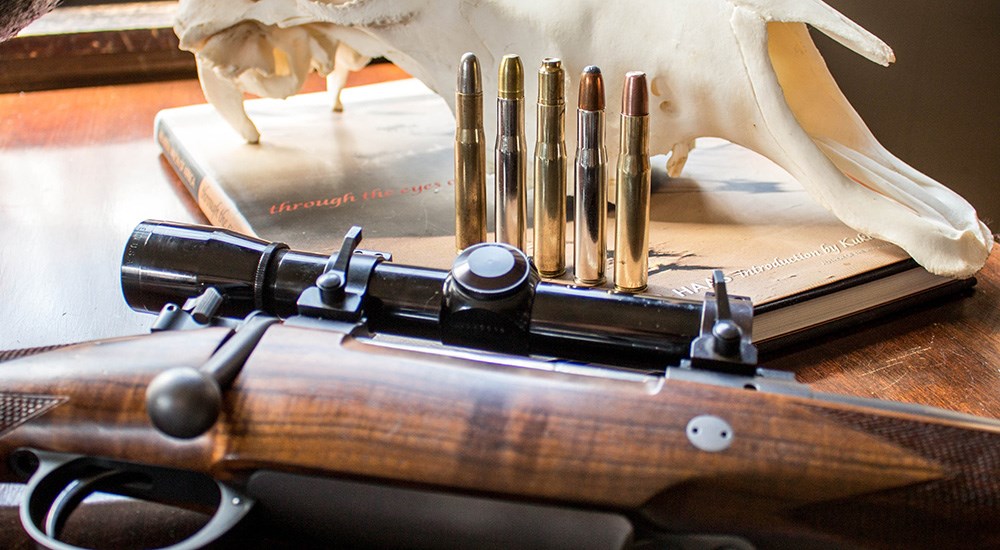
[0,2,194,93]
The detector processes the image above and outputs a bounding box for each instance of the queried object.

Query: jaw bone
[177,5,370,144]
[725,5,993,278]
[173,0,993,278]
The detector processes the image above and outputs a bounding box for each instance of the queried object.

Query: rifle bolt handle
[146,367,222,439]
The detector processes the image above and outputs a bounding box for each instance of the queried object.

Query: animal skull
[175,0,993,278]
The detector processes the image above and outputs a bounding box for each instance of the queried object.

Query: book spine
[154,113,255,235]
[756,277,974,353]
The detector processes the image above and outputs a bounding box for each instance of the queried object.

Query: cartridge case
[454,52,487,251]
[533,58,567,277]
[573,66,607,286]
[495,54,527,251]
[614,72,651,293]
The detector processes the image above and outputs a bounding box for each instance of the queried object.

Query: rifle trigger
[20,450,255,550]
[44,468,135,539]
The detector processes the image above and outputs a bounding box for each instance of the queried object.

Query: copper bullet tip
[457,52,482,95]
[621,71,648,117]
[498,54,524,99]
[578,65,605,111]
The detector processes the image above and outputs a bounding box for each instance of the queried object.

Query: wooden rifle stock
[1,323,998,548]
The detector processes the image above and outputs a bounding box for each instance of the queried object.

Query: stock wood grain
[1,324,997,548]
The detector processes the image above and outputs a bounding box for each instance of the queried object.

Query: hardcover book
[155,79,969,348]
[156,79,464,267]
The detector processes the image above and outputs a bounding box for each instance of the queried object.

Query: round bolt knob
[146,367,222,439]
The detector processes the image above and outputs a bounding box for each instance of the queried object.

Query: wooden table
[1,66,998,547]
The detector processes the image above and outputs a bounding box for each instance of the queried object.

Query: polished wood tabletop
[0,64,407,350]
[0,64,998,547]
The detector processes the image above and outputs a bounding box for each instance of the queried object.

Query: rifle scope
[121,220,706,367]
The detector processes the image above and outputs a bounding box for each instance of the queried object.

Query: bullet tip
[578,65,605,111]
[537,57,564,105]
[457,52,482,94]
[498,54,524,99]
[622,71,648,117]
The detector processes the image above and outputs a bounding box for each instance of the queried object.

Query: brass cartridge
[613,72,651,293]
[533,58,567,277]
[454,52,487,251]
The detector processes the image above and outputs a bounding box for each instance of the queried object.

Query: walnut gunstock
[1,322,998,549]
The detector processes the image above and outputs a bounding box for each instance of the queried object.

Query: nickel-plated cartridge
[573,66,608,286]
[495,54,527,251]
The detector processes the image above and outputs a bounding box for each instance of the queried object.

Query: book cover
[156,79,963,345]
[156,79,465,268]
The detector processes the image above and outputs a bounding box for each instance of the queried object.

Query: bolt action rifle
[1,221,997,549]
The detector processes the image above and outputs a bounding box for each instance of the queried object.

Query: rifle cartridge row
[455,53,653,293]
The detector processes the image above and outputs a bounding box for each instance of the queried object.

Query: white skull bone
[174,0,993,278]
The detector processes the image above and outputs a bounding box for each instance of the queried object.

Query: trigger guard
[20,450,255,550]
